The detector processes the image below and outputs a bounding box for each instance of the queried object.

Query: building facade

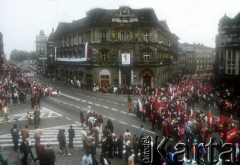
[48,6,179,89]
[36,30,48,72]
[178,44,187,75]
[181,43,215,74]
[215,13,240,94]
[0,32,4,75]
[181,43,196,74]
[194,44,215,73]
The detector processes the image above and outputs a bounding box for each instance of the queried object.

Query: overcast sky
[1,0,239,58]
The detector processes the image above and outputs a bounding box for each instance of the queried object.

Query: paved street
[0,142,124,165]
[0,90,133,165]
[0,78,238,165]
[0,106,126,165]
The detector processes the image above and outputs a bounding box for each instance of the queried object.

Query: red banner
[225,127,238,142]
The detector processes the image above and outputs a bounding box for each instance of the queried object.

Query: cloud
[0,0,239,58]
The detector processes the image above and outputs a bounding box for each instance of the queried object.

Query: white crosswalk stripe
[0,124,83,147]
[0,107,63,124]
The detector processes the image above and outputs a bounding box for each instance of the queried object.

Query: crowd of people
[80,108,149,165]
[1,61,239,164]
[8,122,72,165]
[0,62,59,126]
[128,73,239,164]
[89,72,239,164]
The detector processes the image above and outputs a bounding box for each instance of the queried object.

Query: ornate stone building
[181,43,196,74]
[36,30,48,71]
[215,13,240,94]
[194,44,215,73]
[181,43,215,74]
[49,6,179,88]
[0,32,4,75]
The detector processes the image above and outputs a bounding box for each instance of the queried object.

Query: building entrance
[142,69,153,87]
[99,69,111,87]
[143,76,151,87]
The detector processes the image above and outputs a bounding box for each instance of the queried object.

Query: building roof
[219,12,240,25]
[54,7,169,37]
[233,12,240,23]
[159,21,170,32]
[48,28,55,41]
[181,43,214,52]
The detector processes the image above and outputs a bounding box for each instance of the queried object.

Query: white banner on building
[122,53,130,65]
[85,42,88,61]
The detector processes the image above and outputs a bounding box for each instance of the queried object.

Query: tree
[10,49,36,62]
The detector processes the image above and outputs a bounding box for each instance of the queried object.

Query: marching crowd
[78,72,240,165]
[0,62,59,125]
[1,61,239,165]
[0,62,59,165]
[129,73,240,164]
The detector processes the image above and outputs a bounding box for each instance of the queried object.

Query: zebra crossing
[0,124,83,147]
[0,107,63,124]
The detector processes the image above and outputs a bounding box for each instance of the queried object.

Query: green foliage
[10,49,37,62]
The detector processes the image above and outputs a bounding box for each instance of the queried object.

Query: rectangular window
[121,32,124,41]
[225,34,232,43]
[226,49,236,74]
[143,51,150,62]
[101,75,109,78]
[120,31,131,41]
[92,30,95,42]
[144,32,150,42]
[73,35,77,45]
[68,36,71,46]
[85,31,91,42]
[126,32,130,41]
[101,51,107,62]
[102,31,107,42]
[78,34,82,44]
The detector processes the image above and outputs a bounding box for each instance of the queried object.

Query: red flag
[225,127,238,142]
[153,96,159,110]
[176,101,181,111]
[218,115,226,125]
[159,101,163,108]
[185,111,189,121]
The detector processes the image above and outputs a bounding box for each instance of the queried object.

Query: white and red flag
[205,110,213,125]
[138,98,145,114]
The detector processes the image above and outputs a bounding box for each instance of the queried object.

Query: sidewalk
[0,145,126,165]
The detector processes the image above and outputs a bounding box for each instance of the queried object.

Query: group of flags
[205,110,238,143]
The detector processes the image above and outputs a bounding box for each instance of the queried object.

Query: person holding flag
[205,109,213,126]
[138,98,146,121]
[127,95,133,113]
